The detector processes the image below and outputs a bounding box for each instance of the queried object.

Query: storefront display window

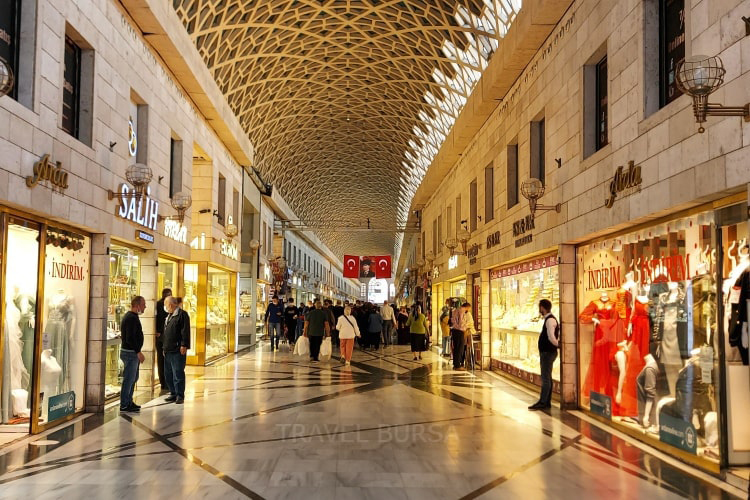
[2,218,39,427]
[577,211,721,464]
[106,244,140,400]
[490,256,559,387]
[256,282,268,337]
[450,279,466,300]
[39,227,90,424]
[158,257,177,293]
[184,264,198,357]
[206,266,230,360]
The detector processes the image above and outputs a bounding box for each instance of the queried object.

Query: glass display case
[184,264,198,357]
[206,266,230,360]
[158,257,178,293]
[489,255,560,389]
[256,283,268,338]
[106,244,140,400]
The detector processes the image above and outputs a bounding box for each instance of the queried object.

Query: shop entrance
[0,214,91,443]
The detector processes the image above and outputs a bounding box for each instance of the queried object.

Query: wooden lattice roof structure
[171,0,522,257]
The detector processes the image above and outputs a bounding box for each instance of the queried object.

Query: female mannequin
[659,282,686,395]
[580,292,621,400]
[621,294,651,416]
[44,291,75,393]
[2,297,30,422]
[40,349,62,421]
[637,353,659,428]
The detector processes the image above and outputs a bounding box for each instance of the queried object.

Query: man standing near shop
[120,296,146,412]
[155,288,171,395]
[265,296,284,351]
[529,299,560,411]
[163,296,190,404]
[284,298,299,345]
[380,300,396,346]
[304,300,330,362]
[451,302,470,370]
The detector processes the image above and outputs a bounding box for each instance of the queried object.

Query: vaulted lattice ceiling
[172,0,521,258]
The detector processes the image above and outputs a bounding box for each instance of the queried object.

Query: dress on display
[580,300,625,402]
[620,301,651,416]
[727,266,750,364]
[661,357,715,437]
[14,294,35,373]
[657,293,687,395]
[636,363,658,426]
[2,300,30,423]
[43,294,74,394]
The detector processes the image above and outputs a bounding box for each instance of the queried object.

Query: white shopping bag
[294,336,310,356]
[320,337,332,360]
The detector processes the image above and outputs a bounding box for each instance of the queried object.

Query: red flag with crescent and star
[375,255,392,279]
[343,255,360,278]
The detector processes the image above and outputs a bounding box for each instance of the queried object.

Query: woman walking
[406,304,429,361]
[366,303,383,350]
[397,306,410,345]
[335,305,361,365]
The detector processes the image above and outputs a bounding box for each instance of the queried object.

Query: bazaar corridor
[0,346,740,499]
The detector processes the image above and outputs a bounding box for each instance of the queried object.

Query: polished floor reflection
[0,345,742,499]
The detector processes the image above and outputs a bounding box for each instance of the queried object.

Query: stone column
[138,249,157,394]
[480,268,491,369]
[558,244,578,409]
[85,233,109,413]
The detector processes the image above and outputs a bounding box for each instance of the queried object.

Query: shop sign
[512,214,534,247]
[116,184,159,231]
[163,219,188,244]
[467,243,480,265]
[486,231,501,249]
[48,258,85,281]
[659,412,697,454]
[48,391,76,421]
[589,391,612,419]
[448,255,458,270]
[220,239,238,260]
[135,230,154,244]
[586,266,621,291]
[605,160,642,208]
[640,251,689,284]
[26,154,69,192]
[490,255,557,280]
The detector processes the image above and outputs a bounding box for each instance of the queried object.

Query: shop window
[107,244,140,400]
[490,256,560,388]
[470,179,477,232]
[169,136,183,198]
[206,266,230,360]
[184,264,198,357]
[157,257,177,294]
[0,0,35,108]
[577,210,723,464]
[530,119,545,185]
[62,27,94,146]
[129,94,148,165]
[584,46,608,157]
[217,174,226,226]
[644,0,685,115]
[507,143,518,208]
[484,165,494,222]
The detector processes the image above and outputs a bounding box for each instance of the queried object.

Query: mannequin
[657,282,687,394]
[580,292,615,395]
[662,348,715,436]
[2,297,31,423]
[40,349,62,421]
[637,354,659,428]
[13,290,36,373]
[621,294,651,416]
[43,291,75,393]
[726,245,750,364]
[613,275,635,410]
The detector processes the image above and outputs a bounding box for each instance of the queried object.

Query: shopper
[335,305,361,365]
[297,300,312,341]
[439,298,452,357]
[120,296,146,412]
[333,300,345,347]
[323,299,338,348]
[303,300,330,362]
[366,303,383,350]
[451,302,470,370]
[163,296,191,404]
[406,304,429,361]
[284,298,299,345]
[529,299,560,411]
[155,288,171,394]
[380,300,396,346]
[397,306,410,344]
[265,296,284,351]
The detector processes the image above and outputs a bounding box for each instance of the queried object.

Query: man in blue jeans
[163,296,191,404]
[529,299,560,411]
[120,296,146,412]
[265,295,284,351]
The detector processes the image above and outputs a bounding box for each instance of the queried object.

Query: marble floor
[0,345,743,499]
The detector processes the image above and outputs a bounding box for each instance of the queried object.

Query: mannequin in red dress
[620,296,650,416]
[580,292,617,396]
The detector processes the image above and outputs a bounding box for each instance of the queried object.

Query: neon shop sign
[116,184,159,231]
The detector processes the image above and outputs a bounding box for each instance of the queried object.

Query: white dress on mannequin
[40,349,62,421]
[2,298,30,422]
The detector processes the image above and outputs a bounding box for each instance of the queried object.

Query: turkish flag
[375,255,392,279]
[343,255,360,278]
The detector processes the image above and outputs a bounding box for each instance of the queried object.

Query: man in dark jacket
[265,296,284,351]
[163,296,191,404]
[155,288,171,394]
[120,296,146,412]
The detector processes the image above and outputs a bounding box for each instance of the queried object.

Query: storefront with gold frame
[0,209,91,437]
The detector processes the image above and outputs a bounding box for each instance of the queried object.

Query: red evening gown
[620,301,650,416]
[580,300,619,396]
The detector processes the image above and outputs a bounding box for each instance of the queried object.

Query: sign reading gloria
[26,154,69,192]
[116,184,159,231]
[605,160,642,208]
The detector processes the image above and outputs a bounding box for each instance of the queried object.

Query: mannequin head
[600,292,610,302]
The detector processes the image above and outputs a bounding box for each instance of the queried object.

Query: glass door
[1,217,39,434]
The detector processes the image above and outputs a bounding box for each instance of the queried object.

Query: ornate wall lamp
[0,58,13,97]
[157,192,192,224]
[676,55,749,133]
[107,163,153,201]
[249,239,261,255]
[521,178,561,217]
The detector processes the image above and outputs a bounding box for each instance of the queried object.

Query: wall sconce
[521,178,561,217]
[249,239,260,255]
[107,163,153,200]
[157,192,192,223]
[444,238,458,255]
[224,216,238,239]
[0,58,13,97]
[457,229,471,255]
[676,55,749,133]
